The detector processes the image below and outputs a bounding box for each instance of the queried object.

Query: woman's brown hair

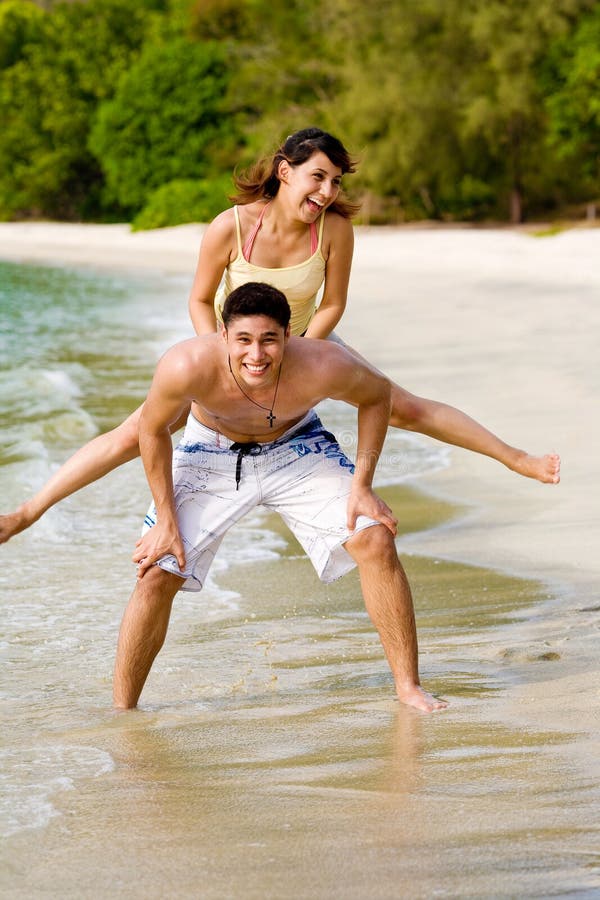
[230,127,361,219]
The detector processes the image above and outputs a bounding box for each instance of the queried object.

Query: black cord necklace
[228,356,283,428]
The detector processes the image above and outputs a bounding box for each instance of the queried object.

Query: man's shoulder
[159,335,220,380]
[286,336,352,380]
[288,335,348,362]
[166,333,218,357]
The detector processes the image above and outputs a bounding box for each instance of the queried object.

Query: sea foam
[0,745,114,837]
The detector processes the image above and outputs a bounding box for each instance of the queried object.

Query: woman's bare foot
[0,504,38,544]
[509,451,561,484]
[395,681,448,713]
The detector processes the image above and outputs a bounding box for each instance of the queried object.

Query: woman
[0,128,559,544]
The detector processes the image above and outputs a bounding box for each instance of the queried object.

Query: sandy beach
[1,220,598,587]
[1,221,599,895]
[2,221,599,694]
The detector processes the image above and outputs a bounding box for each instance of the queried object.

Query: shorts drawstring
[230,442,262,490]
[229,419,337,489]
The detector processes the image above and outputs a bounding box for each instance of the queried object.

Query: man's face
[222,315,289,390]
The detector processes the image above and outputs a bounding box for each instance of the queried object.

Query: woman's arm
[303,214,354,340]
[187,209,236,335]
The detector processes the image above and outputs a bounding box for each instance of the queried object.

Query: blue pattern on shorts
[287,423,355,472]
[178,442,223,457]
[175,416,354,472]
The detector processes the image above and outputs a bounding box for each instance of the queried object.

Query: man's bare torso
[184,335,337,443]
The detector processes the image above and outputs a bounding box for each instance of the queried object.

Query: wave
[0,365,98,466]
[315,398,451,485]
[0,745,114,837]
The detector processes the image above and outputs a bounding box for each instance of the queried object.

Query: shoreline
[0,221,205,275]
[3,224,599,897]
[1,220,597,590]
[2,222,598,674]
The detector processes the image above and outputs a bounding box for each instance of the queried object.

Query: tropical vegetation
[0,0,598,225]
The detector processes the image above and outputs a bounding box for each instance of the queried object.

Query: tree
[0,0,44,70]
[89,38,237,213]
[0,0,162,219]
[1,0,597,223]
[544,5,600,193]
[187,0,341,166]
[131,174,234,230]
[457,0,594,222]
[321,0,596,222]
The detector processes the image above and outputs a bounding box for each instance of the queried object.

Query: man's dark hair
[222,282,291,330]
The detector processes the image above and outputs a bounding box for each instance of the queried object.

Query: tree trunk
[510,188,522,224]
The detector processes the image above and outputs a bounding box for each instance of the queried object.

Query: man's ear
[220,323,228,342]
[284,325,291,342]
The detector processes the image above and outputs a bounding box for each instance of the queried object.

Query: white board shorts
[143,410,380,591]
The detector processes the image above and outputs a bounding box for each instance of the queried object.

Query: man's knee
[346,523,398,567]
[135,565,184,603]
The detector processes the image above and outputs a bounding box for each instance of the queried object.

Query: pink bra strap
[243,203,321,262]
[242,202,270,262]
[310,220,318,255]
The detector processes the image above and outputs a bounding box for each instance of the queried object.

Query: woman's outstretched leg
[0,405,190,544]
[333,339,560,484]
[388,383,560,484]
[0,406,144,543]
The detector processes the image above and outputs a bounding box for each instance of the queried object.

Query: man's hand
[347,485,397,536]
[132,521,186,579]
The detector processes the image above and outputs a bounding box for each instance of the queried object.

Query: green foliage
[0,0,45,70]
[544,5,600,183]
[192,0,340,158]
[321,0,595,222]
[189,0,253,40]
[131,174,233,230]
[0,0,598,223]
[0,0,161,219]
[89,39,236,213]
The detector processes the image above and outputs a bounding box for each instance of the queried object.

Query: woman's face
[279,151,343,221]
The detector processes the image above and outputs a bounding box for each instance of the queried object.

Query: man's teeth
[245,364,267,373]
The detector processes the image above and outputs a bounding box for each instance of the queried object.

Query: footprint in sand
[499,647,561,663]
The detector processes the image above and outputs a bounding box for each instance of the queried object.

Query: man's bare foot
[0,505,37,544]
[395,682,448,713]
[509,451,561,484]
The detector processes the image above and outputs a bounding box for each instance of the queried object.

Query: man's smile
[243,362,270,374]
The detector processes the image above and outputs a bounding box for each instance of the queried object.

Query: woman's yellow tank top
[214,205,326,336]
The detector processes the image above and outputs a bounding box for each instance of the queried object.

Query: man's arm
[133,345,196,577]
[325,347,396,534]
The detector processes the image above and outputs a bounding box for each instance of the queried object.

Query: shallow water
[1,260,599,897]
[3,525,598,898]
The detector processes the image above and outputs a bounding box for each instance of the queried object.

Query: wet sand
[4,483,598,898]
[336,225,600,750]
[1,221,597,587]
[1,222,599,896]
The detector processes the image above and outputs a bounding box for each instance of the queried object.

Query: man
[115,282,447,713]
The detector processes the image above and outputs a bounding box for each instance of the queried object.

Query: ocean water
[2,259,598,898]
[0,261,449,837]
